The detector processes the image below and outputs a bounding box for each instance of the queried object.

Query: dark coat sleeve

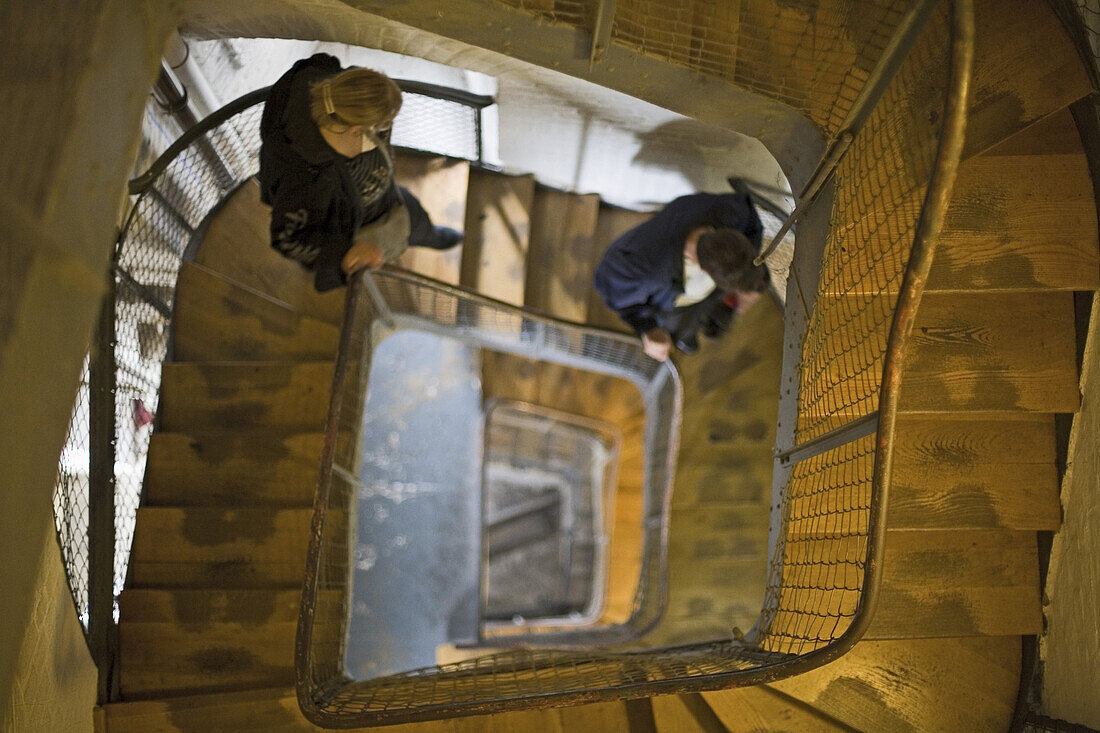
[593,237,668,335]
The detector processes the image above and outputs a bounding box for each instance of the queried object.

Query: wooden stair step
[118,589,301,625]
[193,179,345,325]
[902,291,1079,412]
[143,430,323,507]
[756,637,1020,731]
[586,205,653,332]
[931,115,1097,293]
[159,361,333,432]
[965,0,1093,160]
[807,291,1079,421]
[652,692,735,733]
[105,685,643,732]
[524,186,601,321]
[128,507,318,588]
[868,528,1042,638]
[394,153,471,285]
[705,685,852,732]
[173,262,339,362]
[890,414,1060,531]
[787,414,1060,532]
[460,169,535,305]
[119,620,296,699]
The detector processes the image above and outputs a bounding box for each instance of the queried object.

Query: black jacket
[593,192,763,334]
[258,53,392,291]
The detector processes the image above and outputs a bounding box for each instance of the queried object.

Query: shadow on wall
[632,120,777,199]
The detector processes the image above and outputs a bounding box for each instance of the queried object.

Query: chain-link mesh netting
[749,6,951,655]
[301,2,966,725]
[794,7,948,442]
[494,0,908,137]
[392,92,482,161]
[53,83,489,632]
[53,357,91,626]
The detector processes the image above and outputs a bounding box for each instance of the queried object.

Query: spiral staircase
[102,0,1097,730]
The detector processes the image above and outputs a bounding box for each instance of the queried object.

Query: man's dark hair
[697,228,767,293]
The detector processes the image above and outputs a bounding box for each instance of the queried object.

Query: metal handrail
[755,0,942,266]
[294,1,973,725]
[128,80,496,195]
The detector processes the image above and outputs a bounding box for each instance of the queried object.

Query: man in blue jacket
[593,191,769,361]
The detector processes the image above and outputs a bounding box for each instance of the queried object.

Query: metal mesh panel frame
[52,79,491,640]
[297,1,974,725]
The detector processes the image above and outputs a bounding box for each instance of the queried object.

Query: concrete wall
[1043,294,1100,728]
[0,1,174,728]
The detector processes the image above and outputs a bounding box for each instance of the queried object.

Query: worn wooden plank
[105,686,458,732]
[586,206,653,332]
[460,169,534,305]
[524,188,600,321]
[651,693,728,733]
[964,0,1093,160]
[193,179,345,325]
[143,430,322,507]
[118,589,302,625]
[159,362,333,432]
[120,621,296,699]
[128,507,318,588]
[705,685,851,732]
[868,528,1042,638]
[982,107,1086,157]
[765,637,1020,732]
[930,151,1097,292]
[173,261,338,362]
[394,154,470,285]
[901,292,1080,413]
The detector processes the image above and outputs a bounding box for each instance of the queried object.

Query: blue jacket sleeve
[593,240,665,335]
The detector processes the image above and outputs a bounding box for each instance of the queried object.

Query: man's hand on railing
[642,327,672,362]
[342,241,385,275]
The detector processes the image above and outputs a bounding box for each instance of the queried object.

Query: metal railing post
[87,272,118,703]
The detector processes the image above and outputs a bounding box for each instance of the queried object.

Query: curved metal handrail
[294,1,974,725]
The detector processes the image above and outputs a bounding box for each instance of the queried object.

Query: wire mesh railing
[52,0,975,718]
[50,77,493,674]
[297,0,973,725]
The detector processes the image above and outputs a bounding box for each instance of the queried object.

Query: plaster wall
[2,535,97,733]
[1042,294,1100,728]
[0,0,175,725]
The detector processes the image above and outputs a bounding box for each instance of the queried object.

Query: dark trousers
[656,289,727,341]
[400,186,453,250]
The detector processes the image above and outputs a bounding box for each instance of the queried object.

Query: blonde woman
[258,54,462,292]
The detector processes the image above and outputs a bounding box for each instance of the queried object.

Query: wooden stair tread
[706,637,1020,732]
[159,361,333,432]
[143,430,323,507]
[394,154,470,284]
[964,0,1093,160]
[460,169,535,305]
[929,151,1098,292]
[173,262,339,362]
[105,685,641,732]
[119,621,296,699]
[119,589,302,625]
[193,179,345,325]
[705,685,852,732]
[524,187,601,321]
[128,507,318,588]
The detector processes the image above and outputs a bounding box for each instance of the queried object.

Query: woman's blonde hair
[309,67,403,133]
